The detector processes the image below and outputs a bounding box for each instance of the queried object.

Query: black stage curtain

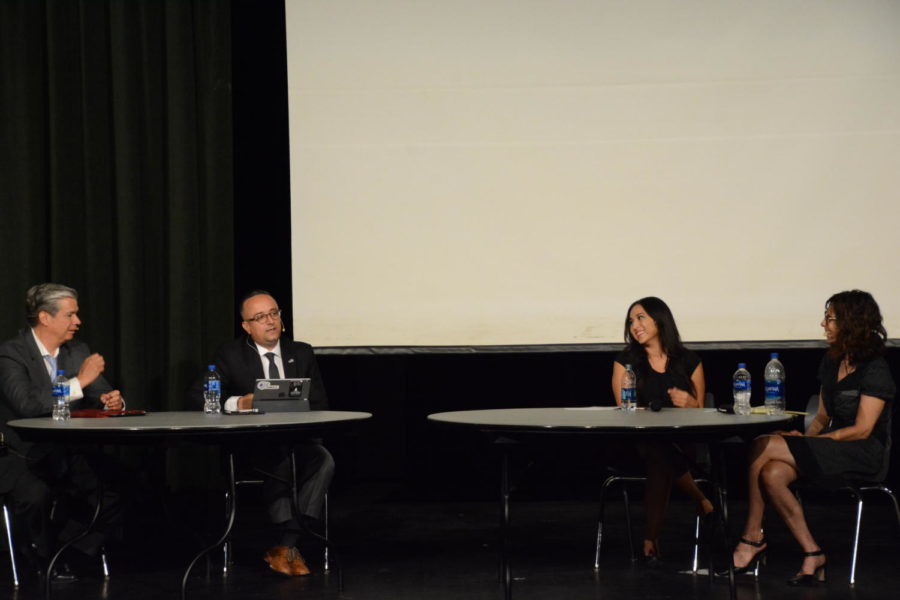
[0,0,233,410]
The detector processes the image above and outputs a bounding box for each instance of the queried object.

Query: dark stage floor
[3,484,899,600]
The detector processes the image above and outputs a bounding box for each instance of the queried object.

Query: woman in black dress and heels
[729,290,895,585]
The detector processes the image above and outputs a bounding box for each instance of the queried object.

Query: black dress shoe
[52,562,79,582]
[38,561,79,583]
[19,544,77,584]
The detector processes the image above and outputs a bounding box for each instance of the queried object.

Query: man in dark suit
[0,283,125,577]
[189,290,333,577]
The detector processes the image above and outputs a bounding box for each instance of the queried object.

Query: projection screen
[285,1,900,348]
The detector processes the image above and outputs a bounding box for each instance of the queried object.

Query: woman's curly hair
[826,290,887,364]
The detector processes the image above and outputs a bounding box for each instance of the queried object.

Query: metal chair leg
[593,477,613,570]
[691,513,701,574]
[222,488,235,574]
[100,546,110,579]
[622,487,636,562]
[594,475,644,567]
[884,486,900,531]
[844,483,900,585]
[850,494,863,585]
[323,492,330,572]
[2,502,19,588]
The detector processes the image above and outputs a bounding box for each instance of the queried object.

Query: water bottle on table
[52,369,71,421]
[621,364,637,412]
[732,363,751,416]
[764,353,786,416]
[203,365,222,414]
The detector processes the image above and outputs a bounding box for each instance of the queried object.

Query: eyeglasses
[823,313,837,323]
[245,309,282,323]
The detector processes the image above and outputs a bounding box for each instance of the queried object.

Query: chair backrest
[872,399,893,482]
[804,394,819,431]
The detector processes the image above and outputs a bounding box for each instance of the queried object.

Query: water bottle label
[621,387,636,403]
[733,380,750,392]
[52,383,64,397]
[764,381,784,399]
[208,380,221,393]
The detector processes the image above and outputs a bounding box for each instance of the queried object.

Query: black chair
[222,452,329,574]
[1,495,20,588]
[793,394,900,584]
[1,494,111,587]
[593,393,718,573]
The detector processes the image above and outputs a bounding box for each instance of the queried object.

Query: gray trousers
[260,441,334,524]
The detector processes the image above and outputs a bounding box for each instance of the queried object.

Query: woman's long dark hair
[826,290,887,365]
[621,296,696,401]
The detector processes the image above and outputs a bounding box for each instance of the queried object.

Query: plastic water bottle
[764,353,786,416]
[52,369,71,421]
[621,364,637,412]
[732,363,751,416]
[203,365,222,414]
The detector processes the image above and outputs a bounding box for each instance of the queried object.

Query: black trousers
[26,443,124,557]
[0,451,52,559]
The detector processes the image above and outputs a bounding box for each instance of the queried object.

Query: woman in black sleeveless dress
[612,296,714,564]
[729,290,895,586]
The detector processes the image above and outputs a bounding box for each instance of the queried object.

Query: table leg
[181,452,236,600]
[45,477,105,600]
[499,448,511,600]
[709,442,736,600]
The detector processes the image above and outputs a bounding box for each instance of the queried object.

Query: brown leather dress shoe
[264,545,310,576]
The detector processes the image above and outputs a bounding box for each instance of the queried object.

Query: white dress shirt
[32,329,84,401]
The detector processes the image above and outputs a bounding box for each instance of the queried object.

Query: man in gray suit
[0,283,124,576]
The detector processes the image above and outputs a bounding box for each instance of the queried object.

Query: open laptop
[253,378,311,412]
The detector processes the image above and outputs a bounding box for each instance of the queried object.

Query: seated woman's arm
[668,362,705,408]
[811,394,884,441]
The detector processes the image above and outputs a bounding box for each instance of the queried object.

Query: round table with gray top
[10,410,372,599]
[9,409,372,443]
[428,407,795,600]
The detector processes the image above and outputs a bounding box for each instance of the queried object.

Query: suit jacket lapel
[21,328,52,389]
[241,336,266,383]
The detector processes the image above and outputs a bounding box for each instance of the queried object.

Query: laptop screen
[254,378,311,412]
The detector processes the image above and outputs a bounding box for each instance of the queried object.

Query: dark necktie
[265,352,279,379]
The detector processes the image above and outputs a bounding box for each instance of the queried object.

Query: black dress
[615,348,701,409]
[614,349,703,476]
[785,355,895,482]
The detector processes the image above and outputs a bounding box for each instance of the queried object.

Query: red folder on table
[70,409,147,418]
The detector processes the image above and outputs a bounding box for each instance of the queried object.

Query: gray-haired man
[0,283,124,577]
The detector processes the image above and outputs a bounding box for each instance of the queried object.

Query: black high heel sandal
[787,550,826,586]
[716,537,767,576]
[640,541,664,569]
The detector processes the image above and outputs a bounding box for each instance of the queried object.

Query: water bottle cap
[770,352,779,359]
[737,363,746,369]
[207,364,216,371]
[625,364,632,369]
